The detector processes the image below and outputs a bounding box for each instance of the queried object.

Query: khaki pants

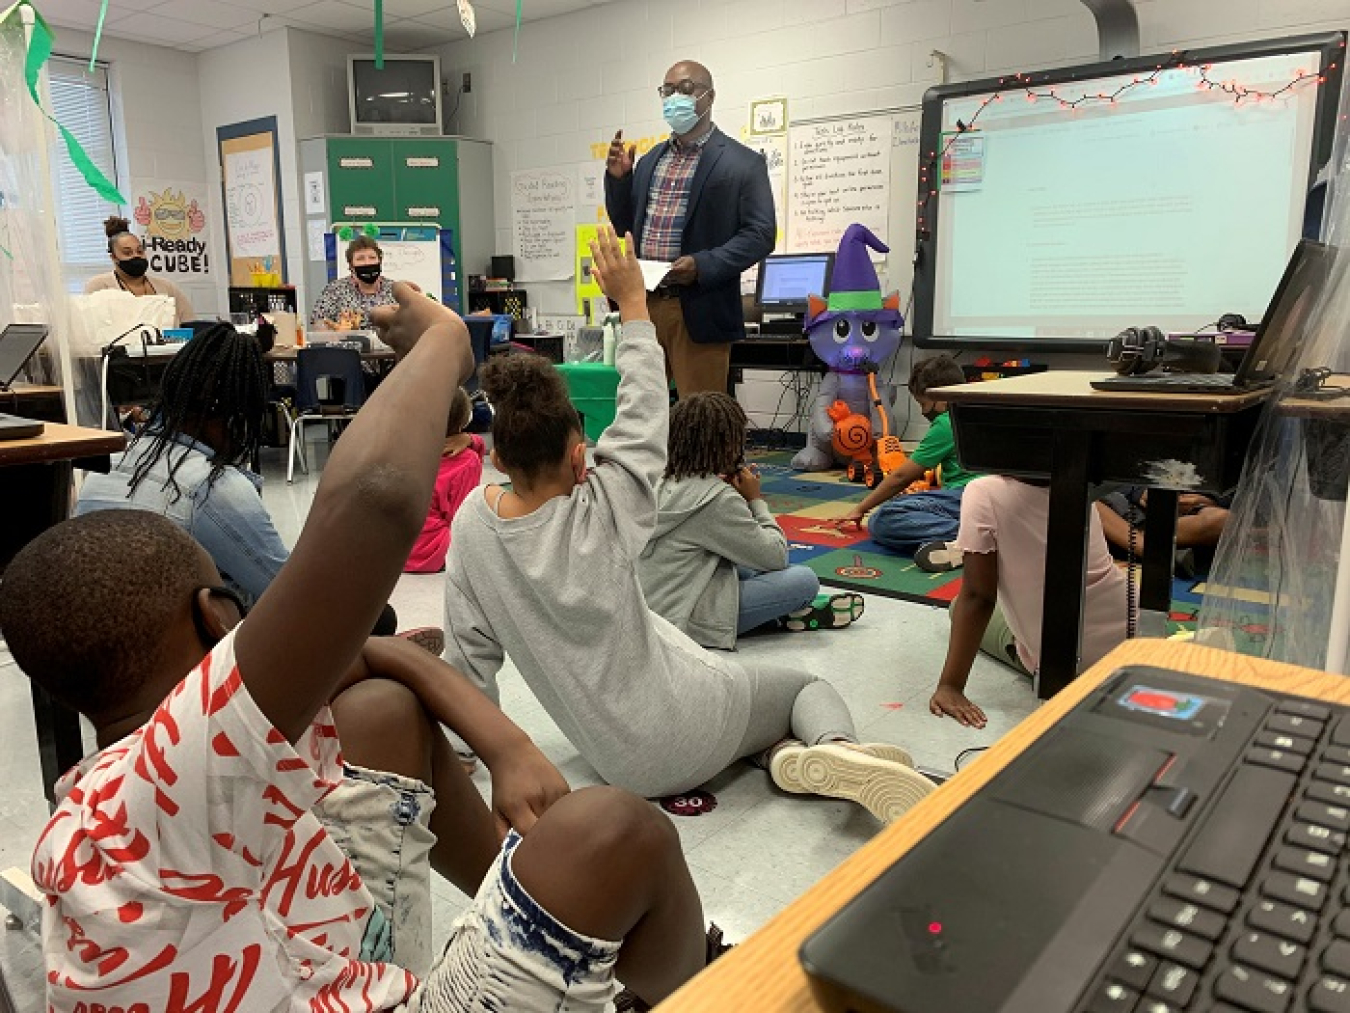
[647,293,732,397]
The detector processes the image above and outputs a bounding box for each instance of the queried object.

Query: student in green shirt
[832,355,974,558]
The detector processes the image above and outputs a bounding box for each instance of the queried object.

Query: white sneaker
[770,743,934,822]
[915,541,963,573]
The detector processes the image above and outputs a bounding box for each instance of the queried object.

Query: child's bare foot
[929,686,987,728]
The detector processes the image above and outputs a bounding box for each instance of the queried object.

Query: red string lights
[914,46,1343,242]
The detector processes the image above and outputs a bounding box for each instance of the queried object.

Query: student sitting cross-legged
[831,355,975,557]
[639,391,865,647]
[0,284,714,1013]
[442,227,931,822]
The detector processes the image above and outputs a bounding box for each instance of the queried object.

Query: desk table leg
[0,460,89,806]
[31,683,84,808]
[1142,489,1179,614]
[1038,426,1092,700]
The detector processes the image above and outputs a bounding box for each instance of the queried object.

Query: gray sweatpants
[679,663,857,790]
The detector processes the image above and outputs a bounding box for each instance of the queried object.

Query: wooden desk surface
[657,640,1350,1011]
[2,384,63,398]
[0,422,124,466]
[1279,374,1350,420]
[934,370,1270,413]
[266,345,395,362]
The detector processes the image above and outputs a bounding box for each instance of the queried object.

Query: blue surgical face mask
[663,94,704,135]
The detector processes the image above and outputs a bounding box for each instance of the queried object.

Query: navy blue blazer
[605,126,775,345]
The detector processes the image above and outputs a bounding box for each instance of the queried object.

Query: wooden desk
[265,344,395,363]
[934,371,1267,698]
[0,423,125,806]
[0,384,66,424]
[657,640,1348,1011]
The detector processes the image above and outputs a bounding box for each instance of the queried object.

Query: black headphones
[1107,326,1223,376]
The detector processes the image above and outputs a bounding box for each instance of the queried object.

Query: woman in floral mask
[310,235,398,331]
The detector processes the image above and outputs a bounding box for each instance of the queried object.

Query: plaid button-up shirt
[640,127,715,263]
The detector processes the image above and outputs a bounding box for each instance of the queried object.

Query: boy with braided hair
[76,323,411,639]
[639,391,864,648]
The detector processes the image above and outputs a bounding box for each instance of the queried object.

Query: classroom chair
[287,345,366,483]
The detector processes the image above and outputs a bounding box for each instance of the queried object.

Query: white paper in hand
[638,259,673,291]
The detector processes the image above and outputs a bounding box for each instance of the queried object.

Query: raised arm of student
[235,283,474,742]
[929,549,997,729]
[587,227,669,557]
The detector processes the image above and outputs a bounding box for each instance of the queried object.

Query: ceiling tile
[178,28,254,52]
[381,0,457,18]
[40,0,108,33]
[468,6,517,30]
[103,9,218,44]
[140,0,258,30]
[222,0,326,12]
[387,18,465,46]
[286,0,378,32]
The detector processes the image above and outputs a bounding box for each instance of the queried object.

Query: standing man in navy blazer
[605,59,776,396]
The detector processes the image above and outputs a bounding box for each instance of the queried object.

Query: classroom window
[48,56,120,295]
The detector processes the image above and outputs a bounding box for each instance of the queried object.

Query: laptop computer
[0,324,49,391]
[0,414,43,440]
[1092,240,1334,394]
[801,664,1350,1013]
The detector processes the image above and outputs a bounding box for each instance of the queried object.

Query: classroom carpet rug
[748,449,1237,637]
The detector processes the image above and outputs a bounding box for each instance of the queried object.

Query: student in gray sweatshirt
[639,391,864,650]
[441,227,931,823]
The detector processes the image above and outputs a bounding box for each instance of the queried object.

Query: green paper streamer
[373,0,383,69]
[512,0,520,63]
[0,1,124,204]
[87,0,106,70]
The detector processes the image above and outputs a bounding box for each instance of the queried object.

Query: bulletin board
[218,117,287,287]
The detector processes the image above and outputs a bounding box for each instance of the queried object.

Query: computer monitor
[0,324,48,390]
[755,254,834,315]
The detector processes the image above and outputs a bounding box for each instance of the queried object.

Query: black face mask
[118,256,149,279]
[353,264,382,284]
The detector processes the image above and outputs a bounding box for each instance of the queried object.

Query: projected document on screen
[931,51,1323,341]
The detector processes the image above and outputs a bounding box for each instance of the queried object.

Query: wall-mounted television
[348,54,443,137]
[911,32,1346,350]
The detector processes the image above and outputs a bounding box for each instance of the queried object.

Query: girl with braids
[442,227,931,821]
[639,391,864,649]
[85,215,194,325]
[75,323,287,605]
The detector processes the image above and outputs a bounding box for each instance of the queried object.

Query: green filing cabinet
[300,135,494,315]
[326,137,396,222]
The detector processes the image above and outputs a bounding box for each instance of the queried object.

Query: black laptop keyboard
[1079,698,1350,1013]
[1128,374,1239,388]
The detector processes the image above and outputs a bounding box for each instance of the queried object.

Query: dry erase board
[784,107,922,300]
[379,240,442,302]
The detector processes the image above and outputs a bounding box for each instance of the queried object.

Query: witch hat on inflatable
[805,223,903,329]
